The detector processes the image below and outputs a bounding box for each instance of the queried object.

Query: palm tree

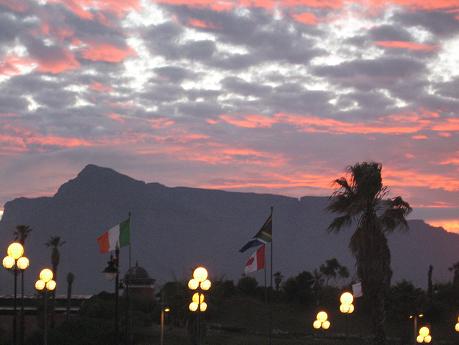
[45,236,66,327]
[14,225,32,245]
[66,272,75,320]
[273,271,284,291]
[327,162,411,345]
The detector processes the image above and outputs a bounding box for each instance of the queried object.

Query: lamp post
[160,306,170,345]
[409,313,424,345]
[188,266,211,345]
[313,310,331,335]
[35,268,56,345]
[102,247,119,345]
[3,242,27,345]
[339,292,354,341]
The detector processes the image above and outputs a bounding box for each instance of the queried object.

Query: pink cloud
[90,82,113,93]
[432,118,459,132]
[0,54,34,77]
[375,41,437,51]
[292,12,319,25]
[81,42,135,63]
[35,49,80,74]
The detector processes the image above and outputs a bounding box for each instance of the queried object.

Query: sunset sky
[0,0,458,232]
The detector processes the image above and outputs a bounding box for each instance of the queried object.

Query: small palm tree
[327,162,411,345]
[273,271,283,291]
[66,272,75,320]
[14,225,32,245]
[46,236,66,327]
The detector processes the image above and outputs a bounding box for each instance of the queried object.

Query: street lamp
[3,242,28,345]
[35,268,56,345]
[416,326,431,343]
[339,292,354,341]
[188,266,211,345]
[160,306,171,345]
[313,311,331,331]
[102,247,119,345]
[409,313,424,345]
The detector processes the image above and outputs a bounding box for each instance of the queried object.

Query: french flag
[244,245,265,274]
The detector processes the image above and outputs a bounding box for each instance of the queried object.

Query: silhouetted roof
[124,261,155,286]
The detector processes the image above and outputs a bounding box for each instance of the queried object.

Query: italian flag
[244,245,265,274]
[97,218,130,253]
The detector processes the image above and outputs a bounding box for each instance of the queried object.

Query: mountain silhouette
[0,164,457,294]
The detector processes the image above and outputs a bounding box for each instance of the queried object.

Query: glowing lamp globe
[313,320,321,329]
[7,242,24,260]
[322,320,330,330]
[201,279,211,291]
[424,335,431,343]
[416,335,423,343]
[189,302,198,312]
[199,302,207,312]
[193,267,208,282]
[340,304,349,313]
[188,279,199,290]
[455,322,459,332]
[317,311,328,323]
[348,304,355,313]
[164,307,171,313]
[340,292,353,305]
[17,257,29,270]
[192,293,205,304]
[39,268,53,283]
[35,280,45,291]
[419,327,430,337]
[46,280,56,291]
[2,256,15,269]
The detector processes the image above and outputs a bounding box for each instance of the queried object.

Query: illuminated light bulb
[193,267,208,283]
[199,302,207,312]
[7,242,24,260]
[46,280,56,291]
[39,268,53,283]
[201,279,211,291]
[192,293,204,304]
[424,335,431,343]
[419,326,429,337]
[340,304,349,313]
[455,322,459,332]
[35,280,45,291]
[189,302,198,312]
[17,257,29,270]
[340,292,353,305]
[188,279,199,290]
[313,320,321,329]
[2,256,15,269]
[322,320,330,329]
[348,304,354,313]
[317,311,328,323]
[416,335,423,343]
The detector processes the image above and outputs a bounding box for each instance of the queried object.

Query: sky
[0,0,458,232]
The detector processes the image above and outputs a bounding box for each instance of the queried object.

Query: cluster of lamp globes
[188,267,211,312]
[416,326,432,343]
[35,268,56,292]
[339,292,355,314]
[313,311,330,330]
[2,242,29,271]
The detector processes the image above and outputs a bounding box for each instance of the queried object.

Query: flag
[97,218,130,253]
[239,212,272,253]
[352,282,362,297]
[244,245,265,274]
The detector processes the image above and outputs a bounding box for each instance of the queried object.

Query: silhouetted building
[123,262,155,301]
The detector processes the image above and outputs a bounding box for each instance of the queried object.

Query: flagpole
[269,206,273,345]
[127,211,132,345]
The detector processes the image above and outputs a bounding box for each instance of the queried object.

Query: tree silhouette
[327,162,411,345]
[14,225,32,245]
[46,236,66,327]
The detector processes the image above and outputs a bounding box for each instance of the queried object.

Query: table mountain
[0,164,457,294]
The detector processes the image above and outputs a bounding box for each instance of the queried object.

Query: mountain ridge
[0,164,457,294]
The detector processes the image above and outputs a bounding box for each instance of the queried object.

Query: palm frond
[380,196,412,233]
[327,214,352,233]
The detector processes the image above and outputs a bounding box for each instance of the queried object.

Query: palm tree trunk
[51,264,57,328]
